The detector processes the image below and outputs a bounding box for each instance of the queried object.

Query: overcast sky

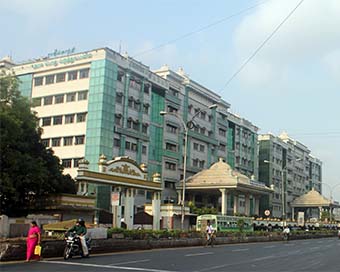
[1,0,339,200]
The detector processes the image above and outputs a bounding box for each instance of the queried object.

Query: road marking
[109,259,150,265]
[263,245,276,249]
[40,260,177,272]
[232,248,249,252]
[310,247,320,250]
[253,255,275,261]
[185,252,213,257]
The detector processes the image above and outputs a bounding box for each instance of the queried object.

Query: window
[77,112,87,122]
[219,144,226,152]
[125,141,131,150]
[32,97,41,107]
[44,96,53,105]
[132,121,139,131]
[169,88,179,97]
[53,115,63,125]
[127,119,132,129]
[166,142,177,152]
[131,143,137,151]
[142,145,147,155]
[167,105,178,113]
[142,124,148,134]
[143,104,149,114]
[219,128,226,137]
[75,135,85,145]
[128,97,133,108]
[63,136,73,146]
[42,117,51,126]
[41,138,50,147]
[45,75,55,85]
[116,93,123,104]
[115,115,122,126]
[165,161,176,170]
[68,70,78,81]
[73,158,80,168]
[79,68,89,79]
[65,114,74,124]
[66,92,76,102]
[34,77,43,86]
[200,111,206,120]
[78,90,88,101]
[200,144,205,152]
[134,100,141,111]
[117,72,124,82]
[193,143,199,151]
[114,138,120,147]
[166,124,178,134]
[62,159,72,168]
[193,159,199,167]
[52,138,61,147]
[55,94,64,104]
[199,160,205,168]
[56,73,66,83]
[144,84,150,94]
[208,115,213,122]
[200,127,206,135]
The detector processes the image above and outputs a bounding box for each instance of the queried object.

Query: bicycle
[205,232,215,247]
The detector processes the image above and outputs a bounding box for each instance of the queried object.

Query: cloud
[232,0,340,86]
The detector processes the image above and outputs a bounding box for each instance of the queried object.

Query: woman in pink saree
[26,221,41,261]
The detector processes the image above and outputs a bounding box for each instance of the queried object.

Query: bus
[196,214,254,232]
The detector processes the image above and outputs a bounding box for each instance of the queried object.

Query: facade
[258,132,322,219]
[4,48,260,214]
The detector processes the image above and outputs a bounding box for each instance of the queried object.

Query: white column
[112,187,122,228]
[220,189,228,215]
[177,190,182,205]
[233,194,238,215]
[245,194,250,216]
[152,192,161,230]
[124,188,135,230]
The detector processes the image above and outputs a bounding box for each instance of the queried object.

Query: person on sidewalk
[26,221,41,262]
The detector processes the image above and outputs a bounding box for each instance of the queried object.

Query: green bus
[196,214,254,232]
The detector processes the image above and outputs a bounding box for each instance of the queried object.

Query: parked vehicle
[63,232,91,260]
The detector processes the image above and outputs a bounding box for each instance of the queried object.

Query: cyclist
[205,221,215,247]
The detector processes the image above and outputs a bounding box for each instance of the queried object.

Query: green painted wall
[85,59,117,211]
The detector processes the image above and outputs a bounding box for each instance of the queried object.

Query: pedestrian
[26,221,41,262]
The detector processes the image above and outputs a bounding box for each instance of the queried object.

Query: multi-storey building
[258,132,322,219]
[2,47,259,214]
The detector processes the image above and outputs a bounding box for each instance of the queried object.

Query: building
[4,47,259,218]
[258,132,322,219]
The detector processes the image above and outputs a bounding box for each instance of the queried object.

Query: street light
[160,104,217,230]
[320,182,340,222]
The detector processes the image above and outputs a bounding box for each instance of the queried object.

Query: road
[1,237,339,272]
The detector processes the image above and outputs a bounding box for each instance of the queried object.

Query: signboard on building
[111,192,120,206]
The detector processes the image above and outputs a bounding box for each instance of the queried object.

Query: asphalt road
[1,237,339,272]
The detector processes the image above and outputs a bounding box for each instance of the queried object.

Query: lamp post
[160,104,217,230]
[320,182,340,222]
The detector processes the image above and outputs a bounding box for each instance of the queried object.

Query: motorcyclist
[66,218,89,257]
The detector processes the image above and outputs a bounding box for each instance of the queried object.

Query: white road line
[186,252,213,257]
[310,247,320,250]
[40,260,177,272]
[109,259,150,265]
[263,245,276,249]
[231,248,249,252]
[253,255,275,261]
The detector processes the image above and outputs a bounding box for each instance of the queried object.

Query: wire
[132,0,272,58]
[221,0,305,90]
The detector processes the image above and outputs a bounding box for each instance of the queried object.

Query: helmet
[77,218,85,224]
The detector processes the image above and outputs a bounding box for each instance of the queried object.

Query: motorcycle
[63,231,91,260]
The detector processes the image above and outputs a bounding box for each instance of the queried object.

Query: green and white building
[2,47,259,214]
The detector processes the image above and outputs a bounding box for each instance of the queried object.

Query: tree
[0,70,76,216]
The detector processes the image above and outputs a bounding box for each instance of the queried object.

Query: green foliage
[188,202,217,215]
[0,71,76,216]
[237,219,245,233]
[321,211,330,221]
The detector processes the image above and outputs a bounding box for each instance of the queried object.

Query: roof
[178,158,273,195]
[291,188,337,207]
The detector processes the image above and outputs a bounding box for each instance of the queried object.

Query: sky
[1,0,339,200]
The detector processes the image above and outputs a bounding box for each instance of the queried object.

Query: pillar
[233,194,238,215]
[254,197,260,216]
[245,194,250,216]
[291,207,295,221]
[112,187,122,228]
[124,188,135,229]
[177,190,182,205]
[152,192,161,230]
[220,189,228,215]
